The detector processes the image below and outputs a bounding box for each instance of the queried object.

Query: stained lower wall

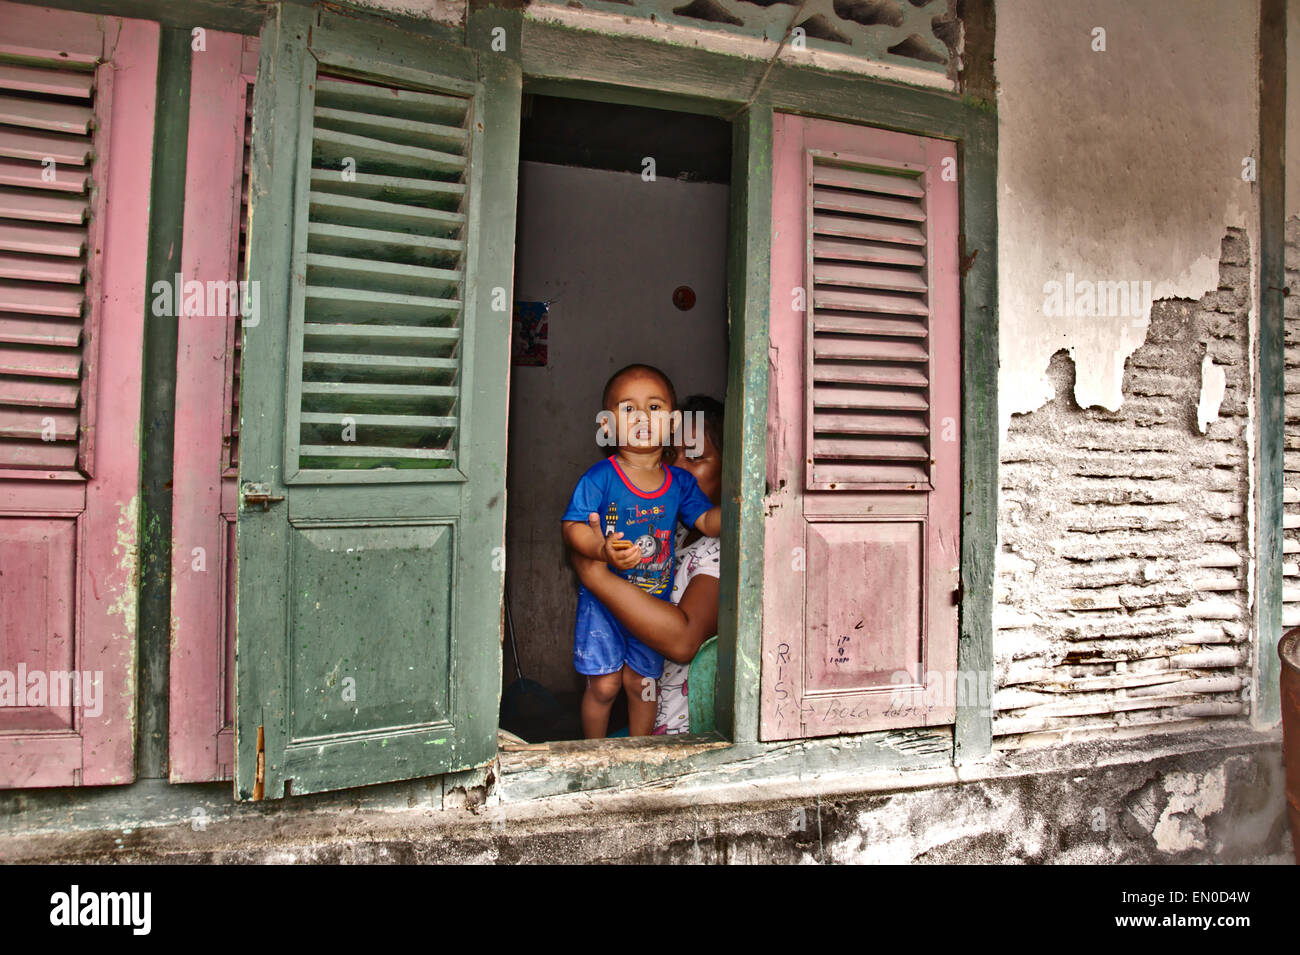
[995,231,1255,746]
[2,727,1286,863]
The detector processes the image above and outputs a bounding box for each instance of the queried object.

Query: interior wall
[506,160,729,693]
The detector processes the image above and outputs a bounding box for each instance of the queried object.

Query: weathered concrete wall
[998,231,1255,744]
[992,1,1262,745]
[996,0,1257,426]
[343,0,464,27]
[2,728,1286,863]
[1288,0,1298,221]
[1285,1,1300,632]
[1285,217,1298,629]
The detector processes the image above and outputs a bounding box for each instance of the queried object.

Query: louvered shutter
[761,114,961,741]
[807,153,933,490]
[224,81,253,474]
[0,4,157,789]
[288,74,471,477]
[170,31,257,784]
[0,61,96,473]
[235,7,518,800]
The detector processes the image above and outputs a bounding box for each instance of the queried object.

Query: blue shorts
[572,587,665,679]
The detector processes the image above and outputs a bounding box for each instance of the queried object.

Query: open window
[500,95,732,742]
[233,7,520,799]
[223,9,972,797]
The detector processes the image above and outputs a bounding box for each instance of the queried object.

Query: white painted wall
[506,161,730,691]
[1289,0,1299,219]
[995,0,1259,430]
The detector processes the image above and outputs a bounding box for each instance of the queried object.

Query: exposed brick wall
[995,229,1254,746]
[1284,215,1300,631]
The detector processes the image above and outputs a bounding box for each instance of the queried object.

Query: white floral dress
[652,529,721,735]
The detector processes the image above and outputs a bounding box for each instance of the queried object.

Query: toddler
[561,363,721,737]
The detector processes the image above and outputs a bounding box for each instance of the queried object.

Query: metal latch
[242,482,285,510]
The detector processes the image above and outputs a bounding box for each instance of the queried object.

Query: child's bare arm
[563,517,642,571]
[694,505,722,538]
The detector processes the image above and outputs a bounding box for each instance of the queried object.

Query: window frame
[487,9,998,784]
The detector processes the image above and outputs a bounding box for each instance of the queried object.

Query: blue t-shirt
[562,456,713,600]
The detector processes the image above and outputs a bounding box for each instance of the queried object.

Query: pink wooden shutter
[761,113,961,741]
[0,54,95,471]
[169,31,256,782]
[0,3,157,786]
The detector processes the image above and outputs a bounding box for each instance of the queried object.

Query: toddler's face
[604,372,678,451]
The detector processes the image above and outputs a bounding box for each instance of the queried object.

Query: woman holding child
[562,362,724,737]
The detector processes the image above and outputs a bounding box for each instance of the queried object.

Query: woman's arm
[572,553,718,665]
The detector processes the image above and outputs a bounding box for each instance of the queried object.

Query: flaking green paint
[137,26,193,781]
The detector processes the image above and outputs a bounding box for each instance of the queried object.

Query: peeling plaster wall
[4,732,1287,863]
[997,232,1255,744]
[992,1,1264,745]
[996,0,1257,427]
[1284,212,1299,629]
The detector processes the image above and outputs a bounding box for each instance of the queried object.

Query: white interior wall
[506,161,729,692]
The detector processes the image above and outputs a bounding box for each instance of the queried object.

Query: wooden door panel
[0,517,76,731]
[804,520,924,693]
[169,31,256,782]
[0,4,156,787]
[761,112,960,742]
[287,522,453,740]
[236,9,518,799]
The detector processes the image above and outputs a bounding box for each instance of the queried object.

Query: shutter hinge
[252,724,265,801]
[952,580,963,605]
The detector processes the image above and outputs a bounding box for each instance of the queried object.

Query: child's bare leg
[622,665,657,736]
[581,671,623,739]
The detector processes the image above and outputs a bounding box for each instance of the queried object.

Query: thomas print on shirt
[563,455,714,602]
[626,524,674,595]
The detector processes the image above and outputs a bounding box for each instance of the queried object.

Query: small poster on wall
[512,300,549,367]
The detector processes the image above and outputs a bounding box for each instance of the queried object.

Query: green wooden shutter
[291,74,471,475]
[235,8,519,800]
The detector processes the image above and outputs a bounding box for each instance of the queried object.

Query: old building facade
[0,0,1295,863]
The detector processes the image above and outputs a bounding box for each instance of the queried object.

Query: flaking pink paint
[760,113,962,742]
